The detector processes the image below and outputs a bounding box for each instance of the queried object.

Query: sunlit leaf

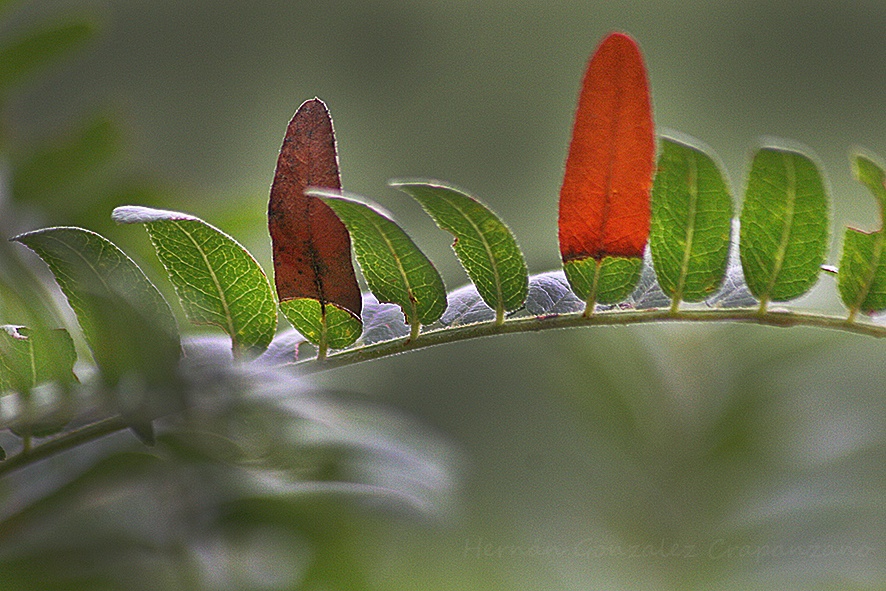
[268,98,362,351]
[311,190,447,338]
[392,180,528,323]
[837,151,886,317]
[739,145,830,306]
[558,32,655,309]
[650,136,732,305]
[113,205,277,358]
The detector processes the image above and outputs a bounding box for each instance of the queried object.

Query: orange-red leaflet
[558,32,655,264]
[268,98,362,320]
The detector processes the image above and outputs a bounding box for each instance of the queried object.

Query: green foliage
[650,136,733,306]
[392,180,528,323]
[112,205,277,358]
[3,14,886,591]
[563,256,644,308]
[739,146,830,307]
[837,152,886,317]
[279,298,362,350]
[311,190,447,338]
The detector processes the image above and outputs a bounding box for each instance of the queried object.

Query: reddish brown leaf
[558,32,655,263]
[268,98,362,318]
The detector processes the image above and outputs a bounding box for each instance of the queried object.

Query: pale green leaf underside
[13,227,180,390]
[311,190,447,328]
[837,152,886,314]
[739,147,829,303]
[279,299,362,350]
[563,256,643,306]
[650,137,732,303]
[113,205,277,356]
[392,180,528,317]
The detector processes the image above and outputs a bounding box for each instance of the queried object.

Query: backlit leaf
[311,190,447,338]
[650,136,732,305]
[113,205,277,358]
[268,98,362,351]
[562,256,643,306]
[392,180,528,323]
[558,32,655,309]
[739,145,829,306]
[837,151,886,317]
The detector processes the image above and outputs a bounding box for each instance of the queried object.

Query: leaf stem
[582,261,602,318]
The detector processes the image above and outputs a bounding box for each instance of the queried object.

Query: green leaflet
[739,146,830,306]
[13,227,181,441]
[113,206,277,358]
[391,180,528,323]
[837,152,886,317]
[0,325,76,437]
[563,256,643,308]
[278,298,362,351]
[650,137,732,306]
[310,190,447,338]
[0,19,96,94]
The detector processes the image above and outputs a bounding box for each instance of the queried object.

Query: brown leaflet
[268,98,362,319]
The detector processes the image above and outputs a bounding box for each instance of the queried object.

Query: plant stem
[0,416,129,477]
[302,307,886,373]
[5,307,886,475]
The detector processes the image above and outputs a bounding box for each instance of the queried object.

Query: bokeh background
[2,1,886,589]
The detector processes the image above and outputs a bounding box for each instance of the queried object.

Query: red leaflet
[268,98,362,318]
[558,32,655,262]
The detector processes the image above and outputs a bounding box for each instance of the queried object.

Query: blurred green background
[2,1,886,589]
